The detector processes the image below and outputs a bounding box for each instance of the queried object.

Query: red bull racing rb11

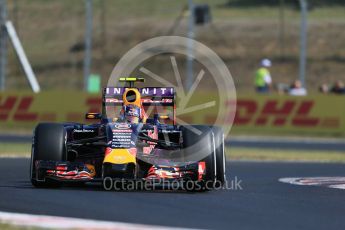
[30,78,226,191]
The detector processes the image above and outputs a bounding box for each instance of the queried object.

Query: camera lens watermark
[107,36,237,165]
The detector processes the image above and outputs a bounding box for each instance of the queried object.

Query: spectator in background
[319,84,329,94]
[254,58,272,93]
[330,80,345,94]
[289,80,307,96]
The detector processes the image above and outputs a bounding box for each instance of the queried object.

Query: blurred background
[1,0,344,91]
[1,0,345,161]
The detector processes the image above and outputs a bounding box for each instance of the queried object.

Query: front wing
[34,160,206,184]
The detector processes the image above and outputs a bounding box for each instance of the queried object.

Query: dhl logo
[0,96,39,121]
[0,96,101,122]
[195,100,340,129]
[230,100,339,128]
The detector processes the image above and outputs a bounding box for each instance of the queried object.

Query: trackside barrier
[0,92,344,136]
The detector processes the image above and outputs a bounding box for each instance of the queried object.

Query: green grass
[213,6,345,21]
[97,0,345,20]
[1,142,345,163]
[227,147,345,163]
[0,143,31,157]
[18,0,345,23]
[0,223,39,230]
[101,1,345,21]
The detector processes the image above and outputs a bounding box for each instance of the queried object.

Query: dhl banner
[0,92,344,136]
[0,92,102,130]
[229,95,345,136]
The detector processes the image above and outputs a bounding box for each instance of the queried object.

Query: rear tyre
[210,126,226,187]
[30,123,67,187]
[180,125,216,191]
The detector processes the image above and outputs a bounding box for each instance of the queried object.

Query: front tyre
[30,123,67,187]
[180,125,216,191]
[211,126,226,186]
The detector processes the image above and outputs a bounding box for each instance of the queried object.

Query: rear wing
[103,87,175,106]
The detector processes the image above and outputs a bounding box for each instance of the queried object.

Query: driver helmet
[122,104,141,124]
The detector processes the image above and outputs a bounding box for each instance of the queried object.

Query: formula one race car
[30,78,225,191]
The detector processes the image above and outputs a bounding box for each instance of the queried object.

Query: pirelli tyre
[210,126,226,187]
[180,125,216,191]
[30,123,67,187]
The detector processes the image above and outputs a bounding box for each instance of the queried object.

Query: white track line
[0,211,196,230]
[279,177,345,190]
[328,184,345,190]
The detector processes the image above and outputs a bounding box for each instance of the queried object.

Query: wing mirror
[153,114,171,124]
[85,113,102,120]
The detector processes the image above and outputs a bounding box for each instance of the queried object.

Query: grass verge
[227,147,345,163]
[1,142,345,163]
[0,223,38,230]
[0,143,31,158]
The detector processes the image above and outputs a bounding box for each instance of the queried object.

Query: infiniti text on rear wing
[103,87,175,106]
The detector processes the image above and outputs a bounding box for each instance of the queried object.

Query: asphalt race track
[1,159,345,229]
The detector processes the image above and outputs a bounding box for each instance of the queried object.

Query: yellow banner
[0,92,344,136]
